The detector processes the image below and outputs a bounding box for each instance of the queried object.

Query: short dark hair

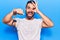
[26,0,35,8]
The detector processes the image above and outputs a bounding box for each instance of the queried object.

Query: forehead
[27,3,35,8]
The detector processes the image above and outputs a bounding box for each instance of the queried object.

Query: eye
[33,8,36,10]
[27,6,30,9]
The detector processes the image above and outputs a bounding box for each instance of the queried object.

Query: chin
[27,16,33,19]
[26,14,34,19]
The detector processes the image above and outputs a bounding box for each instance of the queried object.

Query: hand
[32,2,40,13]
[13,8,23,15]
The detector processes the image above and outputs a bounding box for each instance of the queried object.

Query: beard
[26,11,35,19]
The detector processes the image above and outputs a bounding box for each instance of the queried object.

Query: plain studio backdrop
[0,0,60,40]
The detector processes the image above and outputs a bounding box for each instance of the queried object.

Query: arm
[3,8,23,26]
[37,11,54,28]
[3,11,16,26]
[32,2,54,28]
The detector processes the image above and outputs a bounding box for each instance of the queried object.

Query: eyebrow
[33,7,36,10]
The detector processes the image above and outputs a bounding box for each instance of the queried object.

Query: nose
[29,9,34,12]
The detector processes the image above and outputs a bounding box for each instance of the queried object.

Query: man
[3,0,53,40]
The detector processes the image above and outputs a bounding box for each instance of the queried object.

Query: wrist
[36,9,40,13]
[37,10,43,16]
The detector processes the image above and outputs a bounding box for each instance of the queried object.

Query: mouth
[27,12,33,15]
[26,11,35,18]
[26,11,34,19]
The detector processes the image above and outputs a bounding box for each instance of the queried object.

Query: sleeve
[40,18,43,23]
[13,18,20,27]
[38,18,43,28]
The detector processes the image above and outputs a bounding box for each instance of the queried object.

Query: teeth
[28,12,33,14]
[29,13,32,14]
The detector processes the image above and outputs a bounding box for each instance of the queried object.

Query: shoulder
[13,18,24,21]
[35,18,43,21]
[13,18,25,27]
[34,18,43,24]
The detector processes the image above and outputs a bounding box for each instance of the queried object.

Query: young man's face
[26,3,36,19]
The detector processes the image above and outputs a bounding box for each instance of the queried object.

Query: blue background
[0,0,60,40]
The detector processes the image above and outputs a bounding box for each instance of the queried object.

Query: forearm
[3,11,13,23]
[37,10,53,26]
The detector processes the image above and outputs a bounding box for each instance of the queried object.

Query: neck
[26,17,34,20]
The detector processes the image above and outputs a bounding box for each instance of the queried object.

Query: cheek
[26,9,30,12]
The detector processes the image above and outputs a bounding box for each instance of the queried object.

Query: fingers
[17,9,23,15]
[32,2,38,12]
[13,8,23,15]
[32,2,38,9]
[32,2,36,6]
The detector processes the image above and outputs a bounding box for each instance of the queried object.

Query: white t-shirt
[14,18,43,40]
